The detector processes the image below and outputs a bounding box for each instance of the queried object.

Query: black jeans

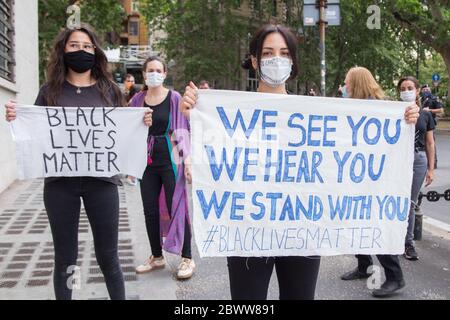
[140,165,192,258]
[356,254,403,282]
[44,177,125,300]
[227,256,321,300]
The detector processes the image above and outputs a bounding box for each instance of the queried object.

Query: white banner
[10,105,148,180]
[191,90,415,257]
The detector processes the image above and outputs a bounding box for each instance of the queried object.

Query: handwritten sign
[190,90,414,257]
[10,105,148,180]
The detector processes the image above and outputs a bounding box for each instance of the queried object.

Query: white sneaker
[177,258,195,280]
[135,255,166,274]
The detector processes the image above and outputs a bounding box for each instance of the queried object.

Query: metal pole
[416,42,420,80]
[319,0,326,96]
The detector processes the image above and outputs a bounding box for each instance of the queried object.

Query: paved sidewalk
[0,179,180,300]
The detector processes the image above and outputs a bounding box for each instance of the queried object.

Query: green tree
[418,52,448,97]
[139,0,446,99]
[322,0,422,97]
[140,0,263,90]
[385,0,450,96]
[38,0,125,83]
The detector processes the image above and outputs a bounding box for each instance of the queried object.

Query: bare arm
[425,130,435,186]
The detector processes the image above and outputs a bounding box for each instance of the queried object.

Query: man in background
[421,84,443,168]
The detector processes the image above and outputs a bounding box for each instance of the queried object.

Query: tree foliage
[38,0,125,83]
[134,1,450,97]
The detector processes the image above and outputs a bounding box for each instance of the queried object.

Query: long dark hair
[46,25,125,106]
[241,24,299,80]
[141,56,168,91]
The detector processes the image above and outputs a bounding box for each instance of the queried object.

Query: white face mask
[400,90,416,102]
[145,72,165,88]
[259,56,292,87]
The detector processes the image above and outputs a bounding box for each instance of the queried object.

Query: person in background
[420,84,443,169]
[124,74,139,104]
[123,74,139,186]
[199,80,210,90]
[339,67,420,298]
[308,88,316,96]
[336,84,344,97]
[130,56,195,280]
[398,77,435,261]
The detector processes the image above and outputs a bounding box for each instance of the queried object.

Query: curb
[423,215,450,241]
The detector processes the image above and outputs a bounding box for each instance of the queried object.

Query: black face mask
[64,50,96,73]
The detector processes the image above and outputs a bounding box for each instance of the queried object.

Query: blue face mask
[341,85,349,98]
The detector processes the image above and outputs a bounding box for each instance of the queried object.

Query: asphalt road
[421,133,450,225]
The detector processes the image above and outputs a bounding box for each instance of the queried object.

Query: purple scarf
[130,90,191,255]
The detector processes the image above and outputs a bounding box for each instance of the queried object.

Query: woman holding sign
[340,67,420,298]
[397,76,435,261]
[180,25,420,300]
[182,25,321,300]
[5,25,152,300]
[130,56,195,280]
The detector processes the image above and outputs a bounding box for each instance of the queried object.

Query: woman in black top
[5,26,152,300]
[181,24,321,300]
[132,56,195,280]
[398,76,435,260]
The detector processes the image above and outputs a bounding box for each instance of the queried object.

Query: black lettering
[108,152,119,172]
[95,152,105,172]
[85,151,94,171]
[50,130,63,149]
[69,152,82,171]
[92,130,103,149]
[77,129,92,147]
[103,107,117,127]
[90,107,100,127]
[62,107,74,127]
[46,108,61,127]
[76,107,89,126]
[66,129,77,149]
[106,130,116,150]
[59,153,72,172]
[43,153,57,173]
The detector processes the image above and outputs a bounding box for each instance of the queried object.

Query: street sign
[303,0,341,97]
[433,81,440,87]
[432,73,440,82]
[303,4,341,26]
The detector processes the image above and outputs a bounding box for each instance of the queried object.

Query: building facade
[120,0,149,46]
[0,0,39,193]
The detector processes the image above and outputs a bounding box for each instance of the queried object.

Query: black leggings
[44,177,125,300]
[227,256,321,300]
[140,165,192,258]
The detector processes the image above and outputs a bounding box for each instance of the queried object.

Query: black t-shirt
[144,90,172,166]
[34,80,123,185]
[415,110,435,151]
